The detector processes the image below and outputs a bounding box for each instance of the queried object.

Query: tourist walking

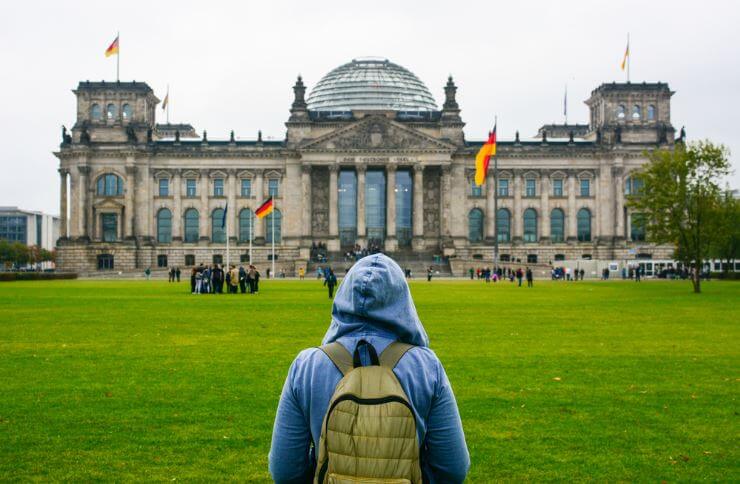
[324,268,337,299]
[229,265,239,293]
[269,254,469,483]
[526,267,533,287]
[144,267,151,281]
[190,268,197,293]
[427,266,433,282]
[239,266,247,294]
[298,267,305,280]
[516,268,523,287]
[175,267,181,282]
[253,267,261,294]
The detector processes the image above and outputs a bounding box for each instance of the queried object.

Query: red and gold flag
[105,35,119,57]
[474,126,496,186]
[621,42,629,71]
[255,197,274,219]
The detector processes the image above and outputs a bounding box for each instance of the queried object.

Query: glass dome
[306,57,438,112]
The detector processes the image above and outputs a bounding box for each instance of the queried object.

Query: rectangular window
[527,254,538,264]
[580,179,590,197]
[268,179,279,197]
[101,213,118,242]
[498,179,509,197]
[241,179,251,197]
[525,179,536,197]
[0,216,27,242]
[157,254,168,268]
[471,180,482,197]
[159,178,169,197]
[553,179,563,196]
[184,254,195,266]
[36,214,42,246]
[214,178,224,196]
[186,179,197,197]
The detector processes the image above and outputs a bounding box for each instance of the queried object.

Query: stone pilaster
[254,170,265,242]
[540,171,550,240]
[412,165,424,245]
[172,169,182,241]
[385,165,397,251]
[485,171,495,240]
[301,164,312,240]
[124,165,136,238]
[78,165,90,239]
[356,164,366,240]
[227,169,237,241]
[615,168,625,240]
[199,170,209,240]
[135,164,150,240]
[58,168,68,239]
[440,165,451,239]
[327,165,339,251]
[567,170,577,240]
[512,171,522,241]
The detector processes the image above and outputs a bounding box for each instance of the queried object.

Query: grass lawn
[0,278,738,481]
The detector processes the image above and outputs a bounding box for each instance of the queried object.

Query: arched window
[631,213,646,241]
[496,208,510,242]
[212,208,226,243]
[96,173,123,196]
[577,208,591,242]
[183,208,199,243]
[550,208,565,242]
[91,103,102,120]
[265,209,282,243]
[106,103,117,120]
[122,104,133,120]
[616,105,626,119]
[647,105,656,120]
[523,208,537,242]
[632,105,641,120]
[468,208,484,243]
[157,208,172,243]
[239,209,255,242]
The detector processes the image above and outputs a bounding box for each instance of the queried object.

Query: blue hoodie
[269,254,470,483]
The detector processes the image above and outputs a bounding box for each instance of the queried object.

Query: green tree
[10,242,30,268]
[709,189,740,274]
[0,240,11,269]
[628,141,731,293]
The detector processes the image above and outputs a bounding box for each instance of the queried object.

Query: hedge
[0,272,78,282]
[709,271,740,280]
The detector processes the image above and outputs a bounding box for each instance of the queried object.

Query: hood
[322,253,429,347]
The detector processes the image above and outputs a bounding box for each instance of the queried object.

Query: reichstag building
[55,57,677,274]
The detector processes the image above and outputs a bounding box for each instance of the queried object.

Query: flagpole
[627,33,631,83]
[249,211,253,265]
[116,31,120,82]
[493,116,499,274]
[564,84,568,124]
[166,84,170,124]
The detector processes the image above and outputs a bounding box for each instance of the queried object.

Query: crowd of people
[468,266,534,286]
[551,267,585,281]
[185,263,262,294]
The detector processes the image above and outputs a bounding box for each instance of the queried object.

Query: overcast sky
[1,0,738,215]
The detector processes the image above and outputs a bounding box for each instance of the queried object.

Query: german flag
[255,197,274,219]
[474,125,496,186]
[105,35,119,57]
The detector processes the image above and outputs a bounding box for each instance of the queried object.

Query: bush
[710,271,740,280]
[0,272,78,282]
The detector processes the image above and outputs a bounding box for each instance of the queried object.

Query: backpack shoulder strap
[319,342,353,376]
[379,341,415,369]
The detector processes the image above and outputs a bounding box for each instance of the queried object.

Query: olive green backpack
[314,340,422,484]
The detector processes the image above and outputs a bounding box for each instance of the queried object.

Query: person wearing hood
[269,254,470,483]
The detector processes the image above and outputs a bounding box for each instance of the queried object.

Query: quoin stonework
[55,57,677,274]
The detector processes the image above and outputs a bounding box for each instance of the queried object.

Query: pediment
[93,198,125,210]
[153,170,172,179]
[181,169,200,179]
[209,169,228,179]
[264,169,283,179]
[301,116,456,152]
[236,169,254,179]
[550,170,567,179]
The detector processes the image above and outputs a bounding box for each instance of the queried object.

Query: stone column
[328,165,338,238]
[385,165,397,251]
[512,171,522,241]
[412,165,424,239]
[485,173,495,240]
[58,169,68,238]
[78,165,89,238]
[227,169,237,241]
[68,168,79,238]
[124,165,136,238]
[593,171,600,241]
[567,170,577,240]
[439,165,452,244]
[172,169,182,241]
[254,170,265,241]
[540,172,550,240]
[615,171,625,240]
[301,165,312,240]
[356,164,366,240]
[199,170,209,240]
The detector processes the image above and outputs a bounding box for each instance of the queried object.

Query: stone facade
[55,76,678,274]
